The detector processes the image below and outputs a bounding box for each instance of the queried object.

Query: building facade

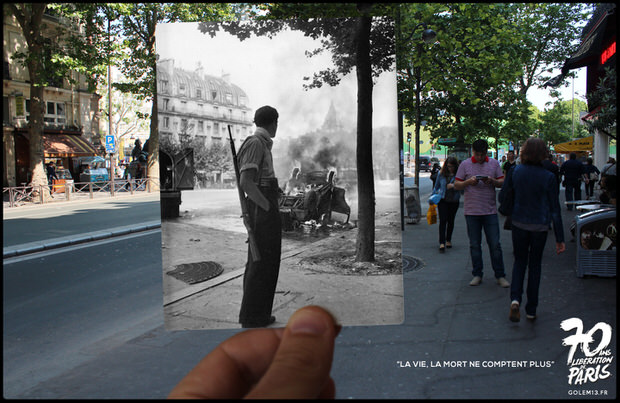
[3,9,101,187]
[156,58,253,151]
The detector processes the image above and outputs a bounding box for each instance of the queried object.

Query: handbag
[429,192,442,205]
[426,204,437,225]
[498,166,514,217]
[590,172,599,181]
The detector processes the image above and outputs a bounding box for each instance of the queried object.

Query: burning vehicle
[279,169,351,231]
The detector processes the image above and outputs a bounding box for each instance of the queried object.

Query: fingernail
[288,309,328,336]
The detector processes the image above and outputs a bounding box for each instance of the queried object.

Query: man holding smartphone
[454,139,509,288]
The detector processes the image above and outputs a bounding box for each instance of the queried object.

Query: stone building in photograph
[3,9,101,187]
[156,58,253,151]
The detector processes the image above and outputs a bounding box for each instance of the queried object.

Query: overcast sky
[155,21,398,139]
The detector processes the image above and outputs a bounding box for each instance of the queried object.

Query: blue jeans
[564,180,581,210]
[465,214,505,278]
[510,226,548,316]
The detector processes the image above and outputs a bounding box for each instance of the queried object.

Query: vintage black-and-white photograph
[156,19,402,330]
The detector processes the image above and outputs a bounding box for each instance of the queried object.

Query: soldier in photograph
[236,105,282,328]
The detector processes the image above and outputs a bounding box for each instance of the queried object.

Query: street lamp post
[408,23,436,187]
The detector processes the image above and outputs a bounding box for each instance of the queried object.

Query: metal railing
[3,178,158,208]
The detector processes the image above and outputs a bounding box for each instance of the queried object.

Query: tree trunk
[15,4,50,201]
[146,14,159,191]
[354,15,375,262]
[148,90,160,191]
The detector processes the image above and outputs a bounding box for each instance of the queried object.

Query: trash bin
[573,207,616,278]
[403,177,421,224]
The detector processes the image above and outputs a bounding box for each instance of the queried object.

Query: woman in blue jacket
[503,138,566,322]
[430,157,461,252]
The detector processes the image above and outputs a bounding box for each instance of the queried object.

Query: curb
[3,221,161,259]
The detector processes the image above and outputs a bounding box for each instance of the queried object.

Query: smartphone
[475,175,487,180]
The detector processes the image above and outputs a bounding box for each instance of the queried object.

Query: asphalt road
[2,194,160,247]
[3,230,164,398]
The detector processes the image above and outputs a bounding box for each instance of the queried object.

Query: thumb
[245,306,339,399]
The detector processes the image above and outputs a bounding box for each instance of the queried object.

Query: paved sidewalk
[351,192,617,399]
[161,210,405,330]
[5,182,616,398]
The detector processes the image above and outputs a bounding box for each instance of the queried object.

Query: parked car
[418,156,432,172]
[430,156,440,166]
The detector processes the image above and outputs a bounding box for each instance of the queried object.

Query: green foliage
[537,101,573,145]
[585,67,617,139]
[198,4,396,90]
[512,3,591,94]
[397,3,592,149]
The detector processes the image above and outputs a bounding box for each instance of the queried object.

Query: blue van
[74,156,109,183]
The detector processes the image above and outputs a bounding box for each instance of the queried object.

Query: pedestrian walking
[46,162,58,194]
[430,157,461,252]
[502,150,516,174]
[503,138,565,322]
[582,157,600,200]
[454,139,509,288]
[236,105,282,328]
[542,151,560,189]
[559,152,585,210]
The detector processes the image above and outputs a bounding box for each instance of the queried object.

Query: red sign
[600,41,616,65]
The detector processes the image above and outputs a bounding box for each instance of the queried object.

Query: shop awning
[544,4,615,88]
[42,134,98,157]
[553,136,594,153]
[18,130,99,157]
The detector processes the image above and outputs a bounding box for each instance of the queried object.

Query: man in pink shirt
[454,139,509,288]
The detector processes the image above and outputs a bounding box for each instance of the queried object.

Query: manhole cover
[402,255,424,272]
[166,261,224,284]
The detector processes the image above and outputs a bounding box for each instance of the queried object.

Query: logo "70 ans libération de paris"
[561,318,613,386]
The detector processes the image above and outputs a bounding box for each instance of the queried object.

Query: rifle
[228,125,261,262]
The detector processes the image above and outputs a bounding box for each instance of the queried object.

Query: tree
[399,4,527,150]
[106,3,240,190]
[7,4,51,197]
[97,77,151,151]
[398,3,592,153]
[585,67,617,139]
[537,99,589,147]
[512,3,591,97]
[536,101,573,146]
[198,3,397,262]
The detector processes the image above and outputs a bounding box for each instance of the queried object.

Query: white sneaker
[469,276,482,286]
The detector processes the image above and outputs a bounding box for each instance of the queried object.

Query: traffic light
[407,132,412,142]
